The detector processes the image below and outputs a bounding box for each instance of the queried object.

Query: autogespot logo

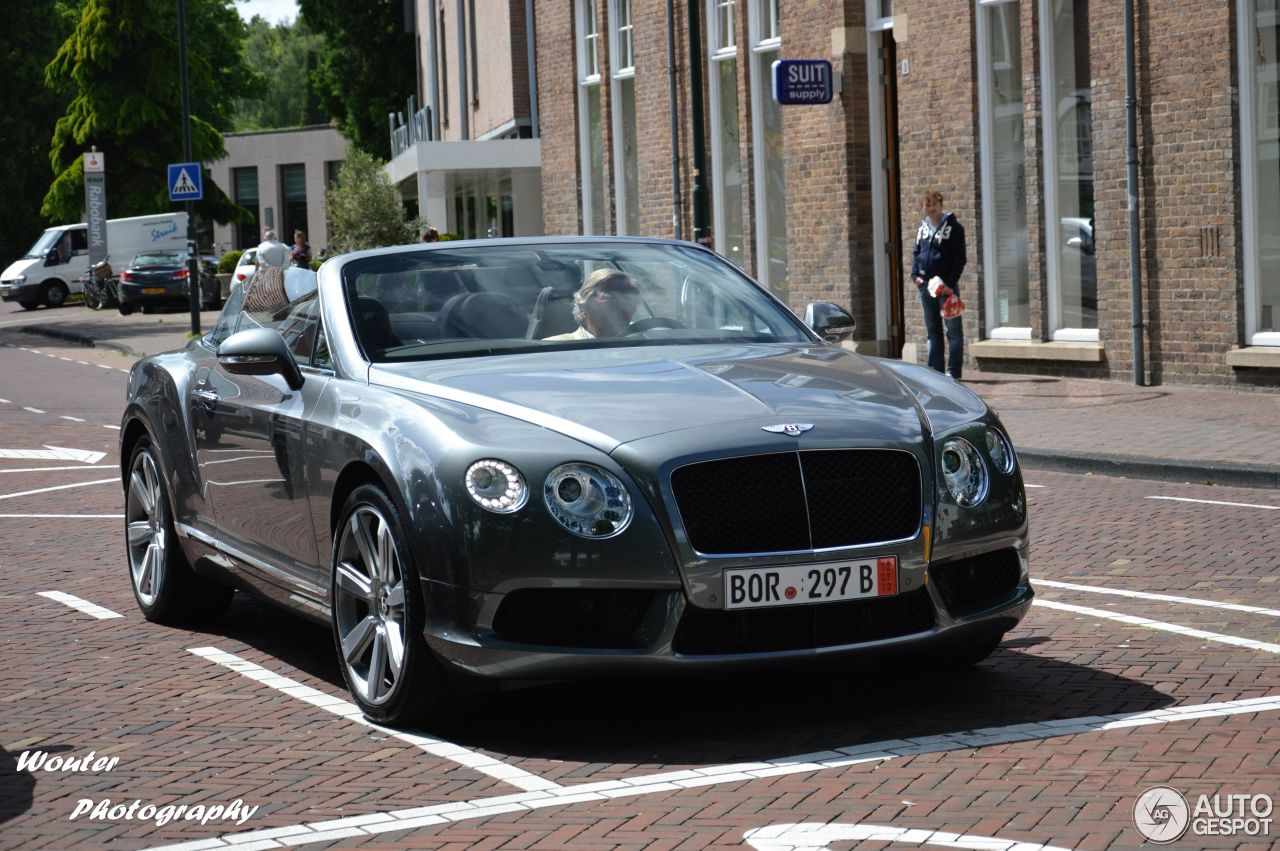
[1134,786,1190,843]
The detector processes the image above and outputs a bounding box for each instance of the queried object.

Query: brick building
[532,0,1280,389]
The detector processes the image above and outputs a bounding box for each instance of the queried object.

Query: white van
[0,212,187,309]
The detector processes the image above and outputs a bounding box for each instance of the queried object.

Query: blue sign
[167,162,203,201]
[772,60,834,105]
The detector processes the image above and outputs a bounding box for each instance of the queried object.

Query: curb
[1018,448,1280,490]
[19,324,141,359]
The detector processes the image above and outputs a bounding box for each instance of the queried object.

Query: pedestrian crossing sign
[167,162,203,201]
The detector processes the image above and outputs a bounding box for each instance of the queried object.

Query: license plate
[142,287,166,294]
[724,556,898,610]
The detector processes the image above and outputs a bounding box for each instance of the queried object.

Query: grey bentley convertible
[120,237,1032,725]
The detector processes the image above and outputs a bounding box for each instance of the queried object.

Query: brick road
[0,330,1277,850]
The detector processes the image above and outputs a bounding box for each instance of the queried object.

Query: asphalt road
[0,319,1278,850]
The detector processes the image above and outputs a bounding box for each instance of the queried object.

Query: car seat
[437,292,529,340]
[352,296,401,358]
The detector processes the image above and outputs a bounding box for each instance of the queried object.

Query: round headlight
[544,463,633,538]
[940,437,989,507]
[464,459,528,514]
[984,427,1016,475]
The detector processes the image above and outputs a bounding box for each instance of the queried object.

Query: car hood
[370,344,942,452]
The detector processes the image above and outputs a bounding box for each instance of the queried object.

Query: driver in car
[548,269,641,340]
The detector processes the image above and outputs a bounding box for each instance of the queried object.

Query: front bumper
[0,281,41,303]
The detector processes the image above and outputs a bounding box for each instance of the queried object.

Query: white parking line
[743,822,1071,851]
[0,478,117,501]
[59,415,86,422]
[0,513,123,519]
[188,647,563,794]
[1034,599,1280,654]
[142,692,1280,850]
[1036,579,1280,618]
[0,398,9,403]
[22,407,45,414]
[0,464,115,473]
[103,424,121,431]
[1146,495,1278,510]
[37,590,123,620]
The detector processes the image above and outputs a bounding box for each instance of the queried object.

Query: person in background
[422,227,440,243]
[911,188,967,380]
[290,230,312,267]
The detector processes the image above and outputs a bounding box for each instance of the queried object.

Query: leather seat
[437,292,529,340]
[352,296,401,358]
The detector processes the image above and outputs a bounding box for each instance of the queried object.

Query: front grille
[670,450,921,554]
[491,588,657,649]
[672,588,936,655]
[929,549,1022,617]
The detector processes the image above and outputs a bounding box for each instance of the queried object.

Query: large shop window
[708,0,745,268]
[577,0,606,234]
[1241,0,1280,345]
[977,0,1029,338]
[1040,0,1097,340]
[748,0,788,299]
[280,163,308,245]
[610,0,639,234]
[232,167,259,250]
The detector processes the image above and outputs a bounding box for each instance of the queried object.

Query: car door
[198,286,329,594]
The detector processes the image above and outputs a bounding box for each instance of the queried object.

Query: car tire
[125,437,233,624]
[118,302,134,316]
[331,484,446,726]
[84,282,102,310]
[43,280,68,308]
[18,300,39,310]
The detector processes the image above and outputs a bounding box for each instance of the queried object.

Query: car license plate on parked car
[143,287,166,294]
[724,556,898,610]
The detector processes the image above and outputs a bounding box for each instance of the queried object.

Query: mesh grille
[671,450,921,555]
[492,589,656,649]
[929,549,1022,617]
[672,588,936,655]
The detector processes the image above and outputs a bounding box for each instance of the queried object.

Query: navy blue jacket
[911,213,967,290]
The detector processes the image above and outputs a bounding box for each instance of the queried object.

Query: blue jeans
[918,284,964,379]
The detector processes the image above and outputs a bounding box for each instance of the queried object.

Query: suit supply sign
[772,60,834,105]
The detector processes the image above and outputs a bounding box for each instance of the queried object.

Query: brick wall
[534,0,583,233]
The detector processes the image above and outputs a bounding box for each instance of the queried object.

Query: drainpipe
[687,0,708,243]
[666,0,682,239]
[456,0,469,139]
[468,0,479,108]
[427,0,440,139]
[1125,0,1144,385]
[524,0,539,137]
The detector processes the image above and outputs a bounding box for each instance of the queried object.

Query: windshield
[25,229,62,259]
[132,251,185,266]
[341,242,811,362]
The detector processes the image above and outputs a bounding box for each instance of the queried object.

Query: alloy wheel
[334,506,408,705]
[125,450,166,606]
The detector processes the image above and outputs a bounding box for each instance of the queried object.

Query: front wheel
[43,280,68,308]
[331,485,446,725]
[84,281,103,310]
[18,300,38,311]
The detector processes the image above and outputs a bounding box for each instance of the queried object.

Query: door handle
[192,388,219,411]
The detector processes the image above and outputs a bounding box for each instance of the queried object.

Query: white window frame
[863,1,892,342]
[977,0,1031,340]
[577,0,604,234]
[747,0,783,291]
[708,0,739,262]
[609,0,638,234]
[1239,0,1280,345]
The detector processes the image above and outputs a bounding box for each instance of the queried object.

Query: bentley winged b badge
[762,423,815,436]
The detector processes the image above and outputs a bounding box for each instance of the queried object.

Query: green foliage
[217,249,243,273]
[325,149,422,253]
[43,0,261,225]
[298,0,415,157]
[230,16,327,131]
[0,1,77,260]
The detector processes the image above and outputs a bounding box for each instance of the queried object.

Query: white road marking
[96,363,112,369]
[22,407,45,414]
[59,415,85,422]
[0,446,106,463]
[0,398,9,403]
[1034,599,1280,654]
[37,590,123,620]
[1146,495,1278,510]
[59,357,71,361]
[142,692,1280,850]
[1036,579,1280,619]
[1024,483,1045,488]
[0,478,117,501]
[743,822,1071,851]
[103,424,121,430]
[77,361,89,365]
[0,464,115,473]
[0,513,123,518]
[188,647,562,794]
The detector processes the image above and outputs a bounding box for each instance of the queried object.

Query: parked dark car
[117,250,221,314]
[120,237,1032,726]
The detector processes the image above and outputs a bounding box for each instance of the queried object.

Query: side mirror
[44,249,63,267]
[804,302,856,343]
[217,327,304,390]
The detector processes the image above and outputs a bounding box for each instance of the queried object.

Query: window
[1039,0,1096,339]
[708,0,745,267]
[610,0,640,234]
[748,0,788,299]
[1240,0,1280,343]
[233,167,259,250]
[280,164,308,247]
[977,0,1030,338]
[577,0,606,233]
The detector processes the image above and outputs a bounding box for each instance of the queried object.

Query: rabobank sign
[771,60,834,105]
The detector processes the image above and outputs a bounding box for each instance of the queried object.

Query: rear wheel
[332,485,446,725]
[42,280,68,308]
[118,302,134,316]
[125,437,232,624]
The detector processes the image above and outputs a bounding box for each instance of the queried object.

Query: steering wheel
[619,316,686,335]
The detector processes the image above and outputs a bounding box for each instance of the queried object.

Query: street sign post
[771,60,835,105]
[84,150,108,269]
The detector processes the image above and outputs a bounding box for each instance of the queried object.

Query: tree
[298,0,415,158]
[0,1,77,260]
[230,16,327,131]
[42,0,261,226]
[325,149,422,253]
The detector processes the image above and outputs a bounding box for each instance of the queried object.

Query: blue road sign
[167,162,203,201]
[772,60,834,105]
